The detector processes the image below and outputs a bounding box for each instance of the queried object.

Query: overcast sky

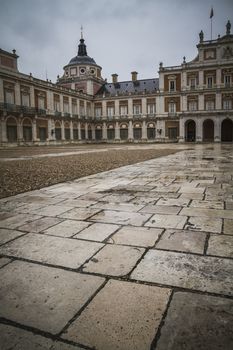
[0,0,232,83]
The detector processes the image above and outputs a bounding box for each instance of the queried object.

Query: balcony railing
[63,112,70,118]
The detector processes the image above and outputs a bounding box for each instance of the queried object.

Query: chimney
[112,74,118,83]
[131,71,138,82]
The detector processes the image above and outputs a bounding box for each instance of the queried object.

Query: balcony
[55,111,62,117]
[0,103,45,116]
[64,112,71,118]
[168,112,178,117]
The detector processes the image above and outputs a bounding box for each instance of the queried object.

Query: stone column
[32,119,37,142]
[214,118,221,142]
[70,120,74,140]
[128,120,133,140]
[216,68,221,87]
[115,121,120,140]
[30,86,35,107]
[91,125,95,140]
[142,120,147,140]
[115,100,119,116]
[61,120,65,140]
[48,118,53,141]
[85,123,88,139]
[15,82,21,105]
[68,97,72,116]
[128,98,133,117]
[199,94,204,110]
[179,117,185,142]
[78,121,81,140]
[102,100,107,118]
[102,122,107,140]
[142,97,147,115]
[17,116,23,141]
[0,117,7,143]
[216,92,221,110]
[199,70,204,87]
[196,118,203,142]
[182,95,187,111]
[0,78,4,103]
[47,90,53,113]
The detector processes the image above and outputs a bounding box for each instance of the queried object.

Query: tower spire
[78,26,87,56]
[81,25,83,39]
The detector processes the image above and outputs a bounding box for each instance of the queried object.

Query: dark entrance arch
[203,119,214,142]
[221,119,233,142]
[185,120,196,142]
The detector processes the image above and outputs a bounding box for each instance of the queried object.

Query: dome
[69,55,96,65]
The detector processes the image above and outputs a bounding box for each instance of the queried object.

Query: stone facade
[0,21,233,146]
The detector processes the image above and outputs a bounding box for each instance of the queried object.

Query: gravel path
[0,148,178,198]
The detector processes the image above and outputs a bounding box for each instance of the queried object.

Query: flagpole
[211,16,212,40]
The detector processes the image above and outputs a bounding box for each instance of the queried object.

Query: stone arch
[107,123,115,140]
[22,117,32,142]
[55,120,62,140]
[221,118,233,142]
[133,122,142,140]
[120,123,128,140]
[64,121,70,140]
[73,122,79,140]
[203,119,214,142]
[185,119,196,142]
[147,122,156,140]
[95,124,102,140]
[6,116,18,142]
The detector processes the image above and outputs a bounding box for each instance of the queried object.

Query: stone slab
[0,228,25,245]
[43,219,90,237]
[131,249,233,296]
[74,223,119,241]
[63,279,171,350]
[83,244,144,276]
[0,261,104,334]
[140,205,181,215]
[145,214,187,229]
[207,234,233,258]
[190,200,224,209]
[185,216,222,233]
[90,210,151,226]
[93,202,144,212]
[0,213,42,229]
[224,219,233,235]
[108,226,162,247]
[156,229,206,254]
[181,207,233,219]
[0,257,11,268]
[156,197,190,207]
[59,207,101,221]
[31,205,74,217]
[0,233,103,269]
[0,324,83,350]
[18,217,63,233]
[156,292,233,350]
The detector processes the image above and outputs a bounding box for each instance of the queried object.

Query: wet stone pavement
[0,144,233,350]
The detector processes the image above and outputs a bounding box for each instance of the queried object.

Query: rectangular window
[21,93,30,107]
[72,103,77,115]
[168,128,178,139]
[169,80,175,92]
[207,77,213,88]
[224,75,231,87]
[54,100,60,111]
[188,101,197,111]
[63,102,69,113]
[107,106,114,117]
[133,105,141,115]
[38,97,45,109]
[206,100,215,110]
[147,104,155,114]
[120,105,128,115]
[168,102,176,113]
[223,100,232,110]
[80,106,85,116]
[190,78,196,89]
[5,90,14,104]
[95,107,102,117]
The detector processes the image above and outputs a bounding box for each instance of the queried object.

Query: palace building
[0,21,233,145]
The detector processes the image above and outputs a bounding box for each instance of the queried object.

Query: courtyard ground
[0,143,232,349]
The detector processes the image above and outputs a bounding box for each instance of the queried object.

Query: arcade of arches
[184,118,233,142]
